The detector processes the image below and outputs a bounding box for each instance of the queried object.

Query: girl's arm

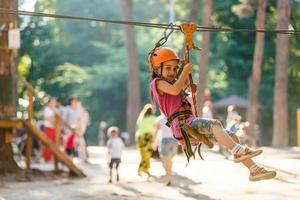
[157,63,192,95]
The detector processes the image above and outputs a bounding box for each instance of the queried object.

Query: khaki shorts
[189,117,218,135]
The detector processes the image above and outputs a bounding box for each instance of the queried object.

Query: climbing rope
[0,8,299,35]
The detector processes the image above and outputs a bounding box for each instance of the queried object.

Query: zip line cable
[0,8,299,35]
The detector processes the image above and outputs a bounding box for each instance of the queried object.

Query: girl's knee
[213,119,223,128]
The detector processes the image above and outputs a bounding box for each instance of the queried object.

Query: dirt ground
[0,146,300,200]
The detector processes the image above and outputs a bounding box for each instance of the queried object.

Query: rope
[0,8,299,35]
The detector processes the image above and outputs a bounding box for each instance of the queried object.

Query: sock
[230,144,246,155]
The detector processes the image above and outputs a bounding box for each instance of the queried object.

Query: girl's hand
[183,63,193,74]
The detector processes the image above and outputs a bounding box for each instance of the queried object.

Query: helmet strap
[153,65,176,85]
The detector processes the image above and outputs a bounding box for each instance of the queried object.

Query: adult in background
[153,114,178,186]
[226,105,238,127]
[77,101,90,162]
[64,96,80,157]
[202,100,213,119]
[135,104,157,177]
[42,97,57,162]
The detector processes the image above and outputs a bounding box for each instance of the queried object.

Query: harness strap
[166,110,192,127]
[166,109,194,166]
[173,135,183,140]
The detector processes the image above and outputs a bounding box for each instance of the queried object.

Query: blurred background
[4,0,299,146]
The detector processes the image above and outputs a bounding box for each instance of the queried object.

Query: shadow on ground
[117,172,212,200]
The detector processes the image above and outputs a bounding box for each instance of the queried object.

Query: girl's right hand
[183,63,193,74]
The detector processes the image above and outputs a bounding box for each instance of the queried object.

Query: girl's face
[162,60,179,82]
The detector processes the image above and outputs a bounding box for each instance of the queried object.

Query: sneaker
[234,147,263,163]
[166,181,171,186]
[249,166,276,181]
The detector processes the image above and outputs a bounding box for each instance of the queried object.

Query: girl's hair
[152,71,160,80]
[149,65,162,104]
[149,71,159,104]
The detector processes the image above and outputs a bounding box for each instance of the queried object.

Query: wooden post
[0,0,21,174]
[297,109,300,146]
[28,91,33,121]
[26,90,33,172]
[54,114,61,172]
[23,121,86,177]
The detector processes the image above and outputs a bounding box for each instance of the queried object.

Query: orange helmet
[149,47,180,71]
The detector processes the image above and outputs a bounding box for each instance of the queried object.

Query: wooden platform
[0,118,85,177]
[0,119,23,129]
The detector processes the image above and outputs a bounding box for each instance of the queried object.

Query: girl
[148,47,276,181]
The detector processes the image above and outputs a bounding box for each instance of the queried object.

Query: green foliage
[19,0,300,145]
[73,64,127,145]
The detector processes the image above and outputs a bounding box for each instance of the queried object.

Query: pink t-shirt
[150,78,193,146]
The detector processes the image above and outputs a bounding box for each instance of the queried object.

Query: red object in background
[43,127,55,162]
[66,132,76,149]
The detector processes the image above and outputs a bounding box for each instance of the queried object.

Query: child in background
[65,126,77,159]
[107,126,124,183]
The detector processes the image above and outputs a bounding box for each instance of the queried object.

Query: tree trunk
[0,0,21,174]
[246,0,267,146]
[169,0,176,23]
[272,0,290,147]
[197,0,212,116]
[119,0,141,145]
[189,0,200,22]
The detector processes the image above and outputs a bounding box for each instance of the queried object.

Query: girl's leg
[212,121,263,162]
[193,119,262,162]
[229,134,254,168]
[188,118,276,180]
[211,121,236,149]
[229,134,276,181]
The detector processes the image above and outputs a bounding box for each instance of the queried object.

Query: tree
[120,0,141,144]
[189,0,200,22]
[246,0,267,145]
[0,0,21,174]
[272,0,290,147]
[197,0,212,116]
